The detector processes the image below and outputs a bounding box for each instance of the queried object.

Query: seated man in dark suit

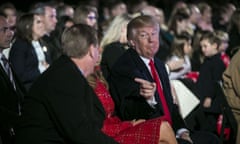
[0,13,26,144]
[15,24,117,144]
[109,15,219,144]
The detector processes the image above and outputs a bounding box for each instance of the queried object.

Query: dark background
[1,0,239,12]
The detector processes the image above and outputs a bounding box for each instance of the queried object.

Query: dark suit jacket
[109,48,186,132]
[9,38,51,90]
[41,35,61,62]
[196,53,226,113]
[15,55,117,144]
[0,59,25,144]
[100,42,127,80]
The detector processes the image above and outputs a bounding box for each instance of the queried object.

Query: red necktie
[149,59,172,124]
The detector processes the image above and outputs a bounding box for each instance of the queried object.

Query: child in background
[167,33,192,80]
[215,30,230,67]
[195,31,226,133]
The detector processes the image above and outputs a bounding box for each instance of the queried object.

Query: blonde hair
[87,67,108,89]
[215,30,229,42]
[100,13,133,49]
[74,5,98,29]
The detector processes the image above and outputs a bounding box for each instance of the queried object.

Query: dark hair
[29,2,55,15]
[107,0,125,11]
[0,2,16,13]
[73,5,98,24]
[15,13,34,42]
[168,7,190,35]
[171,32,192,58]
[200,31,221,49]
[0,12,6,17]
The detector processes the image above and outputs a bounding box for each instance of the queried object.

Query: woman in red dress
[87,67,177,144]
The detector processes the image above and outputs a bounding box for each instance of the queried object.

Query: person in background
[0,2,17,32]
[50,15,74,55]
[9,13,49,91]
[226,9,240,58]
[100,0,127,34]
[56,4,74,19]
[73,5,98,30]
[30,2,58,62]
[0,2,18,58]
[195,31,226,133]
[222,49,240,144]
[15,24,118,144]
[215,30,230,67]
[0,13,25,144]
[166,32,192,80]
[100,14,133,80]
[197,2,213,32]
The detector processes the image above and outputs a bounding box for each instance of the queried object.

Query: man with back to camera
[15,24,118,144]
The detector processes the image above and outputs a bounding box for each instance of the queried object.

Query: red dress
[94,78,164,144]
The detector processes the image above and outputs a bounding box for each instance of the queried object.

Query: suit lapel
[129,48,153,81]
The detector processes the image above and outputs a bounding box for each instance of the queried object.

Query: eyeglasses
[87,16,97,20]
[0,27,12,33]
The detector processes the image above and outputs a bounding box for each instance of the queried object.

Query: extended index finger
[134,77,149,84]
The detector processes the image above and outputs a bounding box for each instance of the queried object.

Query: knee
[161,121,172,131]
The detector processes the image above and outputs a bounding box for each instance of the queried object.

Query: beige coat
[222,50,240,144]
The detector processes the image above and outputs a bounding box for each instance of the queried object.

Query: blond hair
[100,14,133,49]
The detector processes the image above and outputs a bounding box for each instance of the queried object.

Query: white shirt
[32,40,48,73]
[141,56,189,136]
[0,53,5,69]
[168,55,191,80]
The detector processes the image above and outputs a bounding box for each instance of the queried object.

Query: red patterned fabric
[94,78,163,144]
[220,52,230,68]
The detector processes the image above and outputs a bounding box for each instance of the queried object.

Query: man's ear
[89,44,95,58]
[129,40,135,47]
